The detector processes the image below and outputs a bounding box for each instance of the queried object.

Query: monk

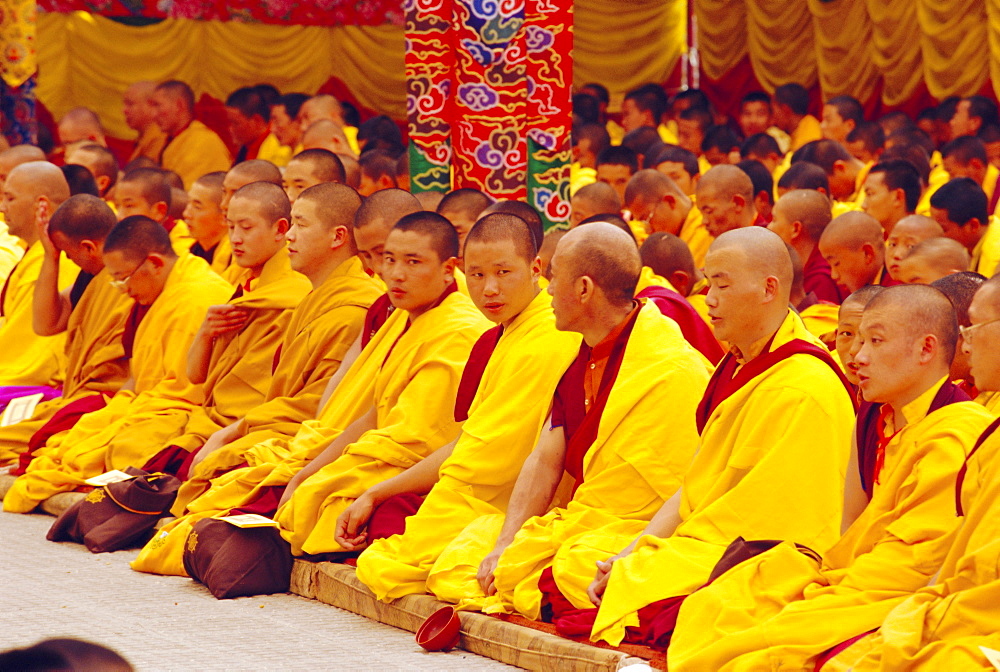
[2,216,233,513]
[668,284,994,670]
[885,214,943,281]
[133,212,488,577]
[220,160,282,215]
[932,272,986,396]
[349,214,581,601]
[819,212,895,292]
[123,81,168,163]
[114,168,193,256]
[152,80,232,189]
[64,144,118,200]
[165,183,381,509]
[0,196,130,467]
[622,170,692,242]
[421,223,712,623]
[768,189,844,303]
[436,188,494,257]
[57,108,107,149]
[354,189,422,277]
[834,285,884,386]
[0,162,77,388]
[788,247,839,340]
[300,121,354,157]
[861,160,922,237]
[582,227,856,648]
[569,182,620,228]
[0,146,46,281]
[697,164,760,239]
[282,149,345,202]
[358,151,398,196]
[819,276,1000,670]
[182,172,231,273]
[896,237,970,285]
[930,177,1000,278]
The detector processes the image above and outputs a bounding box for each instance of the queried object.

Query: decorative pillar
[0,0,38,145]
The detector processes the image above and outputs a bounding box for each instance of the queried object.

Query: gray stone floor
[1,511,517,671]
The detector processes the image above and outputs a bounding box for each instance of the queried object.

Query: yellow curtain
[36,12,405,139]
[918,0,988,100]
[574,0,687,105]
[808,0,879,104]
[695,0,747,81]
[989,0,1000,99]
[745,0,816,91]
[865,0,923,105]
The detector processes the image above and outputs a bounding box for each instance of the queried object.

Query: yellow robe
[425,302,712,619]
[204,235,233,276]
[0,268,131,465]
[971,216,1000,279]
[0,221,24,286]
[0,242,78,387]
[824,418,1000,671]
[149,248,311,457]
[132,289,489,576]
[627,219,649,245]
[355,291,581,601]
[256,133,292,167]
[591,310,856,646]
[790,115,822,151]
[175,256,380,507]
[167,219,194,258]
[916,163,951,217]
[130,123,168,163]
[570,163,596,195]
[668,379,994,671]
[160,120,232,190]
[800,301,839,340]
[680,199,712,270]
[2,255,232,512]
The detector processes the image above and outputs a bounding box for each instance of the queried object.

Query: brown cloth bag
[47,467,181,553]
[182,517,294,599]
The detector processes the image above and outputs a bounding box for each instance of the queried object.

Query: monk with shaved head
[578,227,855,651]
[570,182,621,228]
[57,108,106,149]
[301,120,354,157]
[153,80,232,189]
[897,237,971,285]
[123,81,168,163]
[696,164,759,239]
[623,169,693,242]
[113,168,197,256]
[180,172,230,273]
[282,149,345,202]
[422,222,712,622]
[885,214,943,281]
[834,285,885,386]
[65,144,118,200]
[768,189,844,303]
[820,211,893,292]
[932,271,986,392]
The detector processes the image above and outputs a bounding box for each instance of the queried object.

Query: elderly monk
[282,149,345,202]
[2,217,232,513]
[124,81,168,163]
[421,223,712,621]
[0,147,46,282]
[0,196,131,467]
[768,189,845,304]
[182,172,230,273]
[819,276,1000,671]
[820,211,895,293]
[163,183,380,507]
[697,164,761,240]
[114,168,193,256]
[0,162,77,388]
[581,227,856,648]
[833,285,885,387]
[132,212,489,577]
[152,80,232,189]
[668,284,994,670]
[896,237,971,285]
[351,214,581,599]
[885,214,944,282]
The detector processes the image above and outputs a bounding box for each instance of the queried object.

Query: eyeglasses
[959,317,1000,343]
[108,258,149,291]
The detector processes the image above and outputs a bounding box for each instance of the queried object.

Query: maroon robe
[635,286,724,364]
[804,244,847,304]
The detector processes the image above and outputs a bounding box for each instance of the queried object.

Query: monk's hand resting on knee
[203,304,251,338]
[334,492,376,551]
[191,422,240,467]
[587,555,621,606]
[477,546,506,597]
[277,474,304,509]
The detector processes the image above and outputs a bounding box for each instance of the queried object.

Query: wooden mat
[291,560,657,671]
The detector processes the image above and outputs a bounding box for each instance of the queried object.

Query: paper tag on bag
[0,393,45,427]
[219,514,280,529]
[980,646,1000,670]
[84,470,137,487]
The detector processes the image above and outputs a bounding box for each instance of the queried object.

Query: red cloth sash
[15,393,109,475]
[366,492,425,542]
[122,301,151,359]
[814,629,879,671]
[362,293,393,348]
[634,285,725,364]
[696,338,856,435]
[453,325,503,422]
[0,257,20,318]
[141,444,194,478]
[955,415,1000,515]
[856,381,971,497]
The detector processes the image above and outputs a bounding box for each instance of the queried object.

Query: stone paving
[1,511,517,671]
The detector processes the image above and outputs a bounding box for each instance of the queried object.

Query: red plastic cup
[416,606,461,652]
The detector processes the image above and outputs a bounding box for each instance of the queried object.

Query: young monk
[133,212,489,578]
[182,172,231,273]
[834,285,885,387]
[163,183,381,502]
[768,189,844,303]
[819,211,896,292]
[0,162,77,388]
[697,164,760,239]
[582,228,856,649]
[219,160,283,216]
[930,177,1000,278]
[3,217,232,513]
[569,182,620,229]
[345,215,581,599]
[885,214,944,281]
[281,149,345,202]
[114,168,193,256]
[152,80,232,189]
[623,170,692,239]
[667,284,994,670]
[896,237,970,284]
[0,196,131,467]
[436,188,493,258]
[135,181,312,474]
[422,223,712,619]
[819,276,1000,670]
[64,143,118,200]
[861,160,922,237]
[932,272,986,396]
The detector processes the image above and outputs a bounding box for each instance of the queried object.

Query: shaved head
[557,222,641,305]
[104,214,175,262]
[299,95,344,128]
[571,182,621,228]
[894,214,943,239]
[773,189,832,241]
[119,168,171,208]
[0,145,46,190]
[230,181,291,224]
[465,212,537,261]
[356,188,421,231]
[479,199,544,252]
[865,283,959,364]
[640,231,696,283]
[932,271,986,327]
[624,169,685,208]
[228,159,281,186]
[698,164,754,202]
[821,211,885,249]
[710,226,794,288]
[58,107,106,147]
[302,120,351,155]
[3,162,72,241]
[393,211,460,262]
[844,284,885,309]
[49,194,117,242]
[289,149,346,184]
[898,237,971,284]
[297,182,362,233]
